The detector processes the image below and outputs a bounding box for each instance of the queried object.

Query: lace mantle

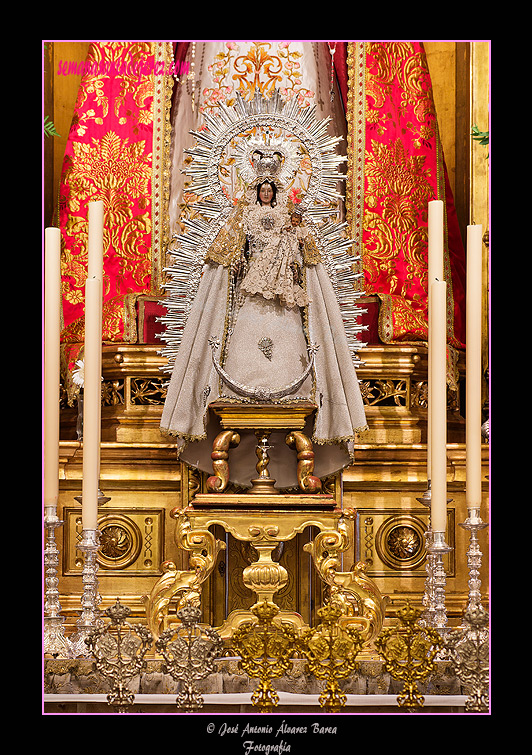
[241,202,310,309]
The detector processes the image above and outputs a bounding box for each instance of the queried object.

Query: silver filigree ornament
[443,604,490,712]
[209,338,318,402]
[158,88,368,374]
[258,336,273,360]
[237,130,302,188]
[85,598,153,713]
[155,605,223,711]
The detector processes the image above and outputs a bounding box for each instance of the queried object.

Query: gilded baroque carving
[144,503,387,647]
[232,601,299,712]
[374,600,443,708]
[299,602,364,712]
[303,511,387,643]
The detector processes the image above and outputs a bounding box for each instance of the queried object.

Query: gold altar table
[144,492,387,646]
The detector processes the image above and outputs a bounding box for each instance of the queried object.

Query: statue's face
[259,183,273,205]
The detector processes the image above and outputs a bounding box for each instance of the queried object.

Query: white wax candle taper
[466,224,483,510]
[88,201,104,280]
[427,200,444,480]
[430,279,448,533]
[82,200,104,531]
[81,276,102,531]
[428,200,444,282]
[44,227,62,507]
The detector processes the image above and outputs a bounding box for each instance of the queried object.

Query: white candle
[44,228,62,507]
[466,224,483,510]
[427,200,444,480]
[430,279,448,533]
[88,200,104,483]
[88,200,104,280]
[81,200,105,530]
[428,200,444,282]
[82,275,102,531]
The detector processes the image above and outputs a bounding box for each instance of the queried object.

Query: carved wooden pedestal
[206,401,321,494]
[144,402,387,646]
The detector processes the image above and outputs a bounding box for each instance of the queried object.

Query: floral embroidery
[346,41,464,347]
[59,42,162,345]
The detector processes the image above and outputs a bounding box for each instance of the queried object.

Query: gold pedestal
[144,401,387,645]
[206,401,322,495]
[145,492,387,646]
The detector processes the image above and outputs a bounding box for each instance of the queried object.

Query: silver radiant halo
[159,88,367,373]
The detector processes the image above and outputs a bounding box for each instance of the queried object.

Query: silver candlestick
[416,479,432,508]
[459,507,488,617]
[68,528,102,658]
[428,530,453,631]
[43,506,71,657]
[417,482,453,630]
[421,523,437,627]
[417,481,436,625]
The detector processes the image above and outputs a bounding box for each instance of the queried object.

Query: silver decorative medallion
[258,337,274,360]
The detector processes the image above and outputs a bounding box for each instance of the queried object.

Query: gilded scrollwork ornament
[206,429,241,492]
[303,510,387,643]
[374,600,443,709]
[143,507,225,638]
[298,601,364,712]
[285,430,322,493]
[232,601,299,713]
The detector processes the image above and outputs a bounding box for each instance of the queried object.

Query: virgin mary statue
[159,89,368,489]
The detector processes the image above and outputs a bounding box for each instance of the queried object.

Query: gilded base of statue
[144,496,387,647]
[145,403,387,648]
[191,492,336,509]
[206,401,322,495]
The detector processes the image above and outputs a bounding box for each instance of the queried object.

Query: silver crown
[238,132,300,189]
[252,149,282,181]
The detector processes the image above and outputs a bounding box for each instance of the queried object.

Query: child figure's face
[291,213,302,226]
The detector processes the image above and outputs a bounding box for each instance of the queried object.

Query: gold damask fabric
[58,42,173,394]
[346,42,466,350]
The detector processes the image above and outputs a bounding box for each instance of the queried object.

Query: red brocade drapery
[58,42,174,396]
[341,42,466,351]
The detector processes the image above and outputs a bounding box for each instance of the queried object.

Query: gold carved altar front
[57,339,489,645]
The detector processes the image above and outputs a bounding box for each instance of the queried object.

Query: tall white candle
[427,200,444,479]
[44,228,62,507]
[430,279,448,533]
[82,200,104,531]
[88,201,104,280]
[82,275,102,531]
[466,224,483,510]
[428,200,444,282]
[88,200,104,482]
